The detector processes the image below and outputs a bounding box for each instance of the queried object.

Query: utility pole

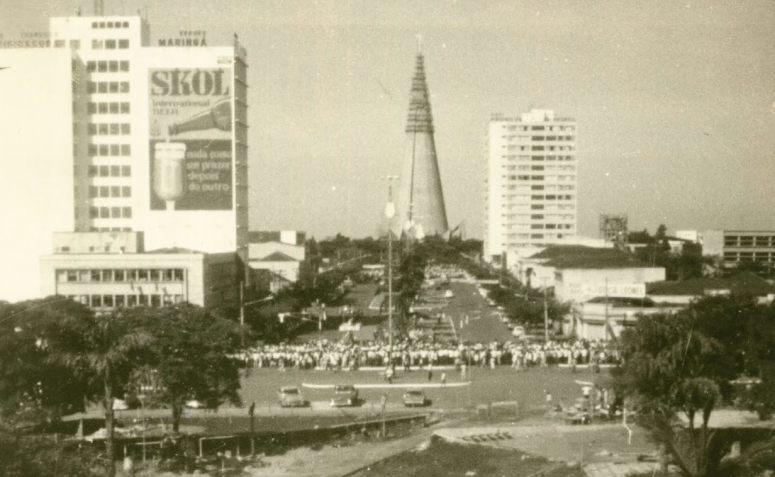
[542,278,549,342]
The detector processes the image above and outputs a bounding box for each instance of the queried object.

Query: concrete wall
[0,48,74,302]
[555,267,666,304]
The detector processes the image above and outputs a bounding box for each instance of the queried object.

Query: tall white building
[483,109,577,263]
[0,15,249,303]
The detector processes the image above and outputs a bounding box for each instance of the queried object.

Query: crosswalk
[461,431,514,443]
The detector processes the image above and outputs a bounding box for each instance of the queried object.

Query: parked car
[330,385,358,407]
[277,386,308,408]
[402,389,428,407]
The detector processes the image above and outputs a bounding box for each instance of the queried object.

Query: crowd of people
[242,338,621,372]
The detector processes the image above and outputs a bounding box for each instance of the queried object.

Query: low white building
[40,232,240,312]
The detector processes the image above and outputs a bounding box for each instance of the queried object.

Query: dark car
[330,385,358,407]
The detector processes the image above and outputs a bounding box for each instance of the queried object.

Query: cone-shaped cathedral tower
[393,39,448,237]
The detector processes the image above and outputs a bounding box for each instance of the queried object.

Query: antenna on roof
[417,33,422,54]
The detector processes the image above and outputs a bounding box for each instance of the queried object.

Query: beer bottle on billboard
[168,97,232,136]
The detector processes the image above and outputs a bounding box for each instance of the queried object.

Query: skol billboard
[148,68,233,210]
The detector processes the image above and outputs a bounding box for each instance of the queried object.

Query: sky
[2,0,774,240]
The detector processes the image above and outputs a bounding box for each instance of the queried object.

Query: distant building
[484,109,577,264]
[40,232,240,312]
[0,13,249,304]
[677,229,775,268]
[573,272,775,341]
[647,272,775,305]
[248,230,309,293]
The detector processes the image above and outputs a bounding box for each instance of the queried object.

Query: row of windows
[88,143,132,157]
[505,125,575,132]
[86,60,130,73]
[530,224,574,230]
[723,252,774,262]
[503,135,574,141]
[89,206,133,219]
[89,185,131,198]
[91,226,132,232]
[92,21,130,29]
[86,122,131,135]
[58,268,185,283]
[504,155,575,162]
[68,294,185,309]
[87,81,130,94]
[724,236,775,247]
[88,165,131,177]
[92,39,130,49]
[87,102,131,114]
[531,194,575,201]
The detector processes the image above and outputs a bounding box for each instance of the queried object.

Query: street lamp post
[383,176,397,366]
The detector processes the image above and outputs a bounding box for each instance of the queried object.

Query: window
[531,185,544,190]
[105,39,116,49]
[98,61,107,72]
[110,186,120,197]
[121,186,131,197]
[121,165,131,176]
[91,295,102,307]
[109,82,118,93]
[99,144,109,156]
[89,186,98,197]
[122,207,132,218]
[110,144,119,156]
[151,295,162,307]
[92,39,103,49]
[120,123,130,134]
[531,214,544,219]
[88,124,97,135]
[110,165,120,176]
[70,39,81,49]
[115,295,125,307]
[119,61,129,72]
[90,207,99,218]
[86,61,97,72]
[99,165,109,176]
[99,186,109,197]
[88,102,97,114]
[118,39,129,49]
[98,103,108,114]
[127,295,138,307]
[109,102,119,114]
[98,123,109,135]
[87,82,97,93]
[120,102,130,114]
[109,123,119,135]
[121,144,131,156]
[119,82,129,93]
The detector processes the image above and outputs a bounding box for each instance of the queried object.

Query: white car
[511,326,526,338]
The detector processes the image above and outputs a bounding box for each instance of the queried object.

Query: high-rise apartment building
[483,109,577,263]
[0,15,248,303]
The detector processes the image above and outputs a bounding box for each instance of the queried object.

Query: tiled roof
[647,272,775,296]
[258,251,298,262]
[531,246,649,269]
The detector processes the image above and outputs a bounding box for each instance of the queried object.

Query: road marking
[302,382,471,389]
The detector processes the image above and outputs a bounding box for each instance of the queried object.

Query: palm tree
[42,309,149,477]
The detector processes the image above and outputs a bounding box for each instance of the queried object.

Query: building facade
[484,109,577,263]
[0,14,248,304]
[40,233,240,311]
[677,229,775,269]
